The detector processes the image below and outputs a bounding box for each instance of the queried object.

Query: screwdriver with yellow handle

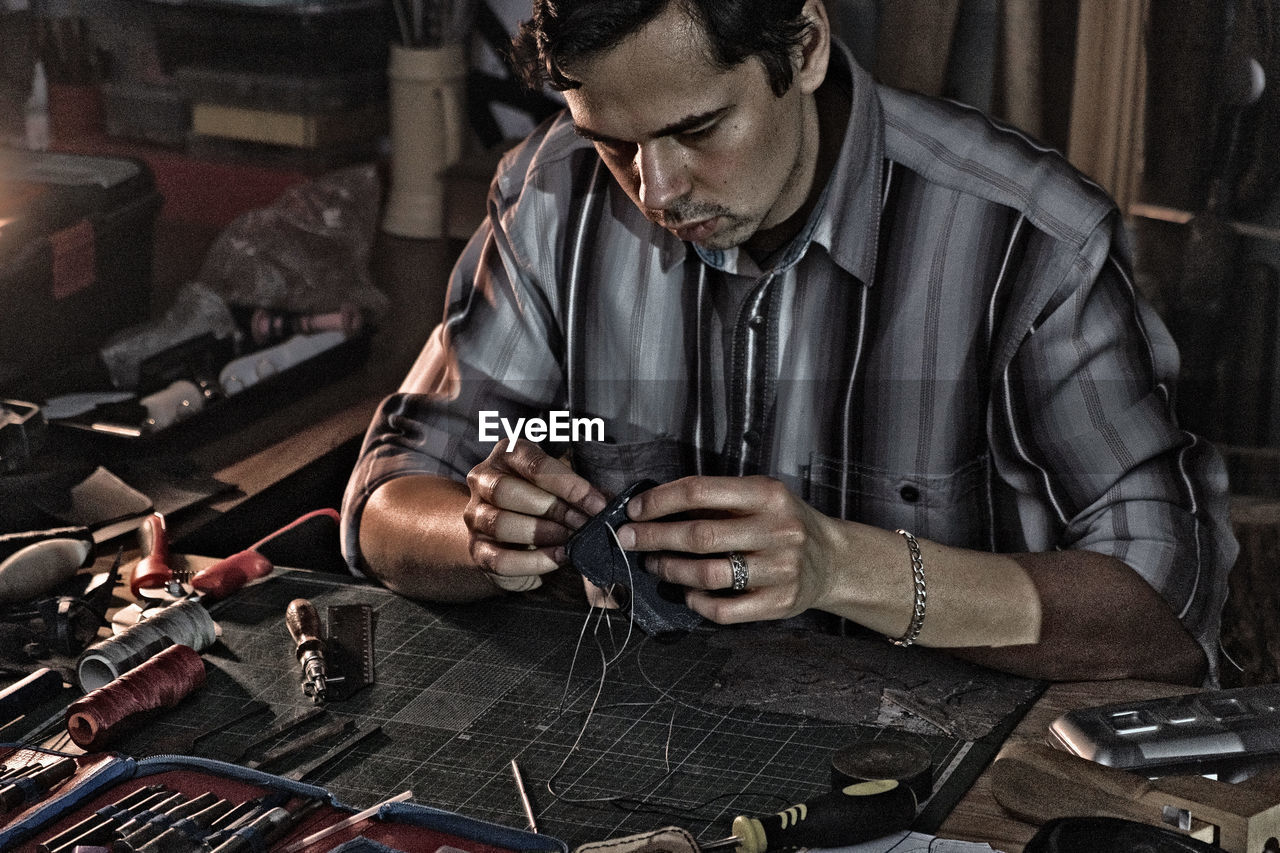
[700,779,917,853]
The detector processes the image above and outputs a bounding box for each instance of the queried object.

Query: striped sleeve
[998,216,1237,681]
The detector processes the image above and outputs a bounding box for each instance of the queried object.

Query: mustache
[648,200,732,228]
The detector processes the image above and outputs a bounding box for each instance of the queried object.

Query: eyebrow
[573,107,729,145]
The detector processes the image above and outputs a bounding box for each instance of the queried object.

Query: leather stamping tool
[285,599,375,704]
[286,598,332,704]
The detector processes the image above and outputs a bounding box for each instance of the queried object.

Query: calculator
[1047,684,1280,777]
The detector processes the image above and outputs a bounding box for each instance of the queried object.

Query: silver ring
[729,552,749,591]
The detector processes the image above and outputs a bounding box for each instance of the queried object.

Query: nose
[636,140,689,213]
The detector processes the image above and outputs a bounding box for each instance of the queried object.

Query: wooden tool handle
[990,741,1156,826]
[286,598,323,655]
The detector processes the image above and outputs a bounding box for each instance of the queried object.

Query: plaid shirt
[343,45,1236,675]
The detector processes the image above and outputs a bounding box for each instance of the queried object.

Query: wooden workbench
[937,679,1200,852]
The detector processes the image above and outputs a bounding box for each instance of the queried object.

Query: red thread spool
[65,644,206,751]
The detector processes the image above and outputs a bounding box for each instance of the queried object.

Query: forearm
[950,549,1207,684]
[822,522,1206,684]
[358,474,500,602]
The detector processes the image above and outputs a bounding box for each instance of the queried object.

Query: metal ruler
[325,603,375,701]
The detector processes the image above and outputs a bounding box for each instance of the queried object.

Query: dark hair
[510,0,812,97]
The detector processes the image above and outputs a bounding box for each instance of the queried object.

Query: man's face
[561,4,822,251]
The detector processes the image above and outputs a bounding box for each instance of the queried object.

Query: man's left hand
[616,475,839,623]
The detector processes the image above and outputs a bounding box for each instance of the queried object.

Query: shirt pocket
[568,437,693,499]
[805,452,993,550]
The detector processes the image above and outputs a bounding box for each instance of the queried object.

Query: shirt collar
[693,39,885,285]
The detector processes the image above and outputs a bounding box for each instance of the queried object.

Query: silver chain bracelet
[889,528,926,647]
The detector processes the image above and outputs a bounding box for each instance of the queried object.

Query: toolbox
[0,749,568,853]
[0,149,163,393]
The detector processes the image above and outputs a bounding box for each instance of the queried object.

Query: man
[343,0,1237,685]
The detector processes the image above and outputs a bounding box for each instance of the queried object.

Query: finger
[582,577,622,609]
[492,574,543,592]
[469,462,570,518]
[498,439,609,515]
[691,573,798,622]
[466,501,574,547]
[686,587,788,625]
[469,465,594,530]
[470,537,563,577]
[625,476,773,520]
[618,515,776,554]
[646,552,744,591]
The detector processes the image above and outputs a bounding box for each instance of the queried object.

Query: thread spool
[65,643,206,751]
[77,599,216,692]
[831,739,933,805]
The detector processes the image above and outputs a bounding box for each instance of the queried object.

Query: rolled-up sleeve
[1000,218,1237,681]
[341,138,572,576]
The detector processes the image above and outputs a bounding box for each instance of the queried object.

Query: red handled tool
[190,549,273,599]
[130,512,274,601]
[129,513,178,597]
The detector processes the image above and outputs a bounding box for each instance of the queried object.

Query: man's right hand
[463,439,609,586]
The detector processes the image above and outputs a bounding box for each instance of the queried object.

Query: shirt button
[747,314,766,329]
[744,429,761,446]
[899,485,920,503]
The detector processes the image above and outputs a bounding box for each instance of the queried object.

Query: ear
[794,0,831,96]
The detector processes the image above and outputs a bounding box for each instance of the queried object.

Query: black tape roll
[831,740,933,805]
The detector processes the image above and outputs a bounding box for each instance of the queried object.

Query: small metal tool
[511,758,538,833]
[277,790,410,853]
[0,757,77,814]
[145,700,270,757]
[325,603,375,701]
[244,716,352,771]
[231,706,326,764]
[36,785,166,853]
[207,798,323,853]
[284,723,381,782]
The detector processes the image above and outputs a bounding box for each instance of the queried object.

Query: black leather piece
[1024,817,1227,853]
[566,479,702,637]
